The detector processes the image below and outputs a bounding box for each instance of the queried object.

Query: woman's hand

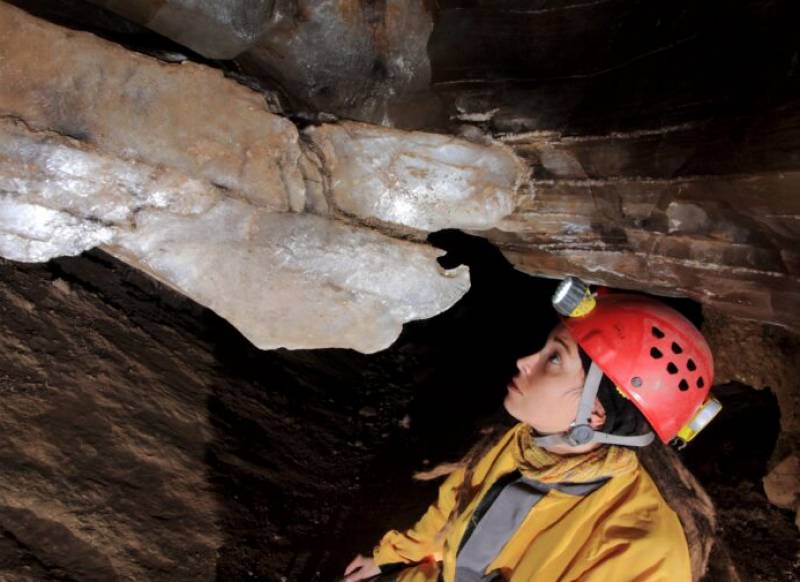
[343,554,380,581]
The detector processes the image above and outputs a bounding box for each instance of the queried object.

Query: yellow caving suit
[372,424,691,582]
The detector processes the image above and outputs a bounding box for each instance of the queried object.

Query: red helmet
[561,292,714,443]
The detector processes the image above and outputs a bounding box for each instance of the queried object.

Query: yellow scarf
[510,424,638,484]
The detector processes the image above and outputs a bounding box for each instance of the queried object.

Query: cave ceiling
[1,0,798,352]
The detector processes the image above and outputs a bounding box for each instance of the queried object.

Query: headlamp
[552,276,596,317]
[673,398,722,449]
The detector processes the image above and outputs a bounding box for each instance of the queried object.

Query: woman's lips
[507,380,522,394]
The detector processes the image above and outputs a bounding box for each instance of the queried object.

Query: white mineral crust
[0,118,220,261]
[0,118,469,353]
[111,205,469,353]
[0,119,220,228]
[0,199,114,263]
[306,122,524,231]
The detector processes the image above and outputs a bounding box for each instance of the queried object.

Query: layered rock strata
[493,125,800,329]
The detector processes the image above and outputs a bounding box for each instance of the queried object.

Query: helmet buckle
[567,424,594,446]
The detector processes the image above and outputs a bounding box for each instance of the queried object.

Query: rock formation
[763,455,800,529]
[0,1,530,352]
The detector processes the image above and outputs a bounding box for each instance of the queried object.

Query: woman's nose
[516,352,539,375]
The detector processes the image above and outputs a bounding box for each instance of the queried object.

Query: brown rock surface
[429,1,798,137]
[703,311,800,455]
[86,0,274,59]
[0,259,221,580]
[0,251,421,581]
[0,246,546,581]
[431,0,800,330]
[237,0,438,127]
[488,129,800,330]
[0,1,798,580]
[83,0,438,127]
[0,237,795,581]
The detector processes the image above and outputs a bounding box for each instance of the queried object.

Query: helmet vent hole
[667,362,679,374]
[679,379,689,391]
[671,342,683,354]
[650,347,663,359]
[687,358,697,372]
[697,377,705,388]
[631,376,643,387]
[652,326,665,339]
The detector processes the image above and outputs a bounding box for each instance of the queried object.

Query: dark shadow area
[683,382,781,484]
[681,382,799,581]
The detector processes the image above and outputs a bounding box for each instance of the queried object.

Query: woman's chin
[502,395,523,421]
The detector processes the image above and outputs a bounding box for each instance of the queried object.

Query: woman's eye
[547,352,561,366]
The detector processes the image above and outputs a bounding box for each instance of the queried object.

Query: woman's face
[504,323,599,435]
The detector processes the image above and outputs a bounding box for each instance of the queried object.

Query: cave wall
[0,256,223,580]
[437,0,800,329]
[0,251,420,580]
[703,311,800,529]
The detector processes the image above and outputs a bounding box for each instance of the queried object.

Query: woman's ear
[590,399,607,430]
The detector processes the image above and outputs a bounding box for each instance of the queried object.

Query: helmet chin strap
[532,362,655,449]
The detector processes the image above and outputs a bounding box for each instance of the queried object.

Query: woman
[344,278,720,582]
